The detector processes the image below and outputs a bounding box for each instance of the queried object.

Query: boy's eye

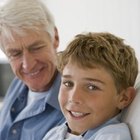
[63,81,73,88]
[87,84,99,90]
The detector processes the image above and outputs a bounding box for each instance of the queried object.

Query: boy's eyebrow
[62,75,105,85]
[83,78,105,85]
[62,75,72,78]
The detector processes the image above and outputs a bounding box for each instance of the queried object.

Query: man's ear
[117,87,136,110]
[53,27,59,49]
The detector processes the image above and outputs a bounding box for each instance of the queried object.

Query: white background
[0,0,140,63]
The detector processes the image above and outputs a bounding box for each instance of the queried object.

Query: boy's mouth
[69,111,90,118]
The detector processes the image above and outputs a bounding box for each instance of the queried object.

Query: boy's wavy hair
[57,32,138,92]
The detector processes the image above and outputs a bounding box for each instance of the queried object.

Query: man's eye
[33,47,41,51]
[31,46,45,51]
[7,52,22,60]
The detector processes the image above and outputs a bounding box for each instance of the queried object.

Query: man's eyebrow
[27,41,45,48]
[6,48,21,53]
[6,41,45,52]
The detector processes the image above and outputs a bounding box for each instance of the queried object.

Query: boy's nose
[68,87,83,104]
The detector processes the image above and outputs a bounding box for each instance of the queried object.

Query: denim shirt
[0,73,65,140]
[43,114,132,140]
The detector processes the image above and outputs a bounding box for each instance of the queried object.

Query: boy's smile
[59,62,122,135]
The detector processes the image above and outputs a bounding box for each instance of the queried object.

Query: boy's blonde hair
[58,32,138,92]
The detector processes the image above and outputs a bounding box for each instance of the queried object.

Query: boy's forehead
[62,62,116,86]
[63,61,110,75]
[66,59,105,70]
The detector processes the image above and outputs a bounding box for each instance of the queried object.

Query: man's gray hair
[0,0,55,50]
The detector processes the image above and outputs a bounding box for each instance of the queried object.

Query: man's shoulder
[10,77,24,86]
[4,77,28,100]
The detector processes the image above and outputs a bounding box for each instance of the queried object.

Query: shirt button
[12,129,17,134]
[11,107,15,112]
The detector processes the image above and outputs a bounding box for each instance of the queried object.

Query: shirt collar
[65,123,86,137]
[44,72,61,110]
[84,113,122,139]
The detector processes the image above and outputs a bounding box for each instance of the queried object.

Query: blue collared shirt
[0,73,65,140]
[43,114,132,140]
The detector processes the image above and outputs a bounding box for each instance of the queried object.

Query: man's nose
[21,51,36,71]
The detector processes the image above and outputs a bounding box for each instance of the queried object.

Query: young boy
[43,32,138,140]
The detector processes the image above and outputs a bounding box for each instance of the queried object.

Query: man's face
[3,30,59,92]
[59,62,122,135]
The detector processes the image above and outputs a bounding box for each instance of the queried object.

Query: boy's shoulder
[43,123,67,140]
[91,122,132,140]
[98,122,129,133]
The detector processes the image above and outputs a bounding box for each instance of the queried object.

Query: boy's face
[59,62,122,135]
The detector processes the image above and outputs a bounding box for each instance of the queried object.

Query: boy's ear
[117,87,136,110]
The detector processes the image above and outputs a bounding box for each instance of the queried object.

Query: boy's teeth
[71,111,86,117]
